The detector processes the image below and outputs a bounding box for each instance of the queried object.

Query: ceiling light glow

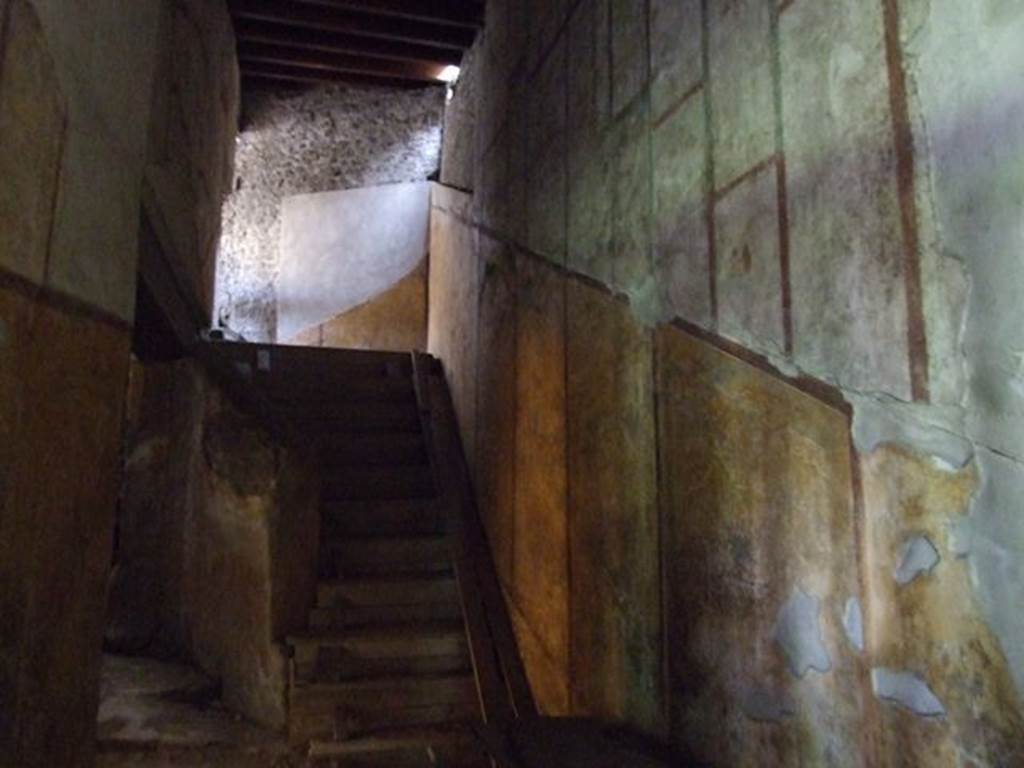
[437,65,460,84]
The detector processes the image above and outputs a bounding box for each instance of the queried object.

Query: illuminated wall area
[428,2,1024,765]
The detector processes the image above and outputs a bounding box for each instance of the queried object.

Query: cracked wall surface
[216,84,444,341]
[427,0,1024,764]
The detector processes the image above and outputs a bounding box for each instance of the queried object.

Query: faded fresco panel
[714,163,785,357]
[708,0,775,189]
[654,93,710,327]
[657,324,867,767]
[781,1,913,398]
[475,235,518,591]
[567,281,661,733]
[427,205,479,472]
[512,254,569,699]
[0,0,65,285]
[0,287,131,767]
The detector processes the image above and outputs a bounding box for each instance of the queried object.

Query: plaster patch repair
[772,588,832,678]
[895,535,941,585]
[841,597,864,652]
[871,668,946,717]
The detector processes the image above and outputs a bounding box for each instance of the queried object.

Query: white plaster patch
[772,588,832,678]
[871,668,946,717]
[841,597,864,652]
[735,682,797,723]
[895,535,941,585]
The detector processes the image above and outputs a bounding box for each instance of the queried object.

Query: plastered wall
[109,359,320,730]
[428,0,1024,764]
[216,84,444,342]
[0,1,238,764]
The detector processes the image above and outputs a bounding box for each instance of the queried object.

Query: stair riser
[294,653,471,684]
[321,468,435,502]
[289,696,477,745]
[309,603,463,630]
[265,378,415,404]
[317,578,458,610]
[322,438,428,468]
[321,502,443,537]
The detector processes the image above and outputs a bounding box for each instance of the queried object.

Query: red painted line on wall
[776,155,794,356]
[712,153,780,204]
[881,0,930,402]
[652,81,704,130]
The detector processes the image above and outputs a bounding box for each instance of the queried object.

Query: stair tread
[289,620,466,645]
[293,672,476,696]
[316,575,458,601]
[307,726,478,758]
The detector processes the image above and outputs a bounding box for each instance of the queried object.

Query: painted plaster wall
[109,359,320,730]
[287,260,428,352]
[276,182,430,343]
[0,1,238,765]
[427,0,1024,764]
[216,84,445,342]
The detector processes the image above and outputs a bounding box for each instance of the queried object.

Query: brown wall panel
[566,280,661,732]
[474,236,518,590]
[0,286,131,767]
[656,324,867,766]
[511,253,570,714]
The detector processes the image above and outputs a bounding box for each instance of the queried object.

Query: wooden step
[307,726,487,766]
[321,499,444,537]
[280,402,422,433]
[265,376,415,404]
[289,675,479,745]
[322,433,428,467]
[317,576,460,612]
[322,465,435,501]
[290,621,466,657]
[312,576,461,629]
[247,344,413,375]
[325,536,452,577]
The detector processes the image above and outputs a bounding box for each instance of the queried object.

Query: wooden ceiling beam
[238,40,447,82]
[234,18,463,65]
[229,0,475,50]
[241,69,431,91]
[296,0,484,29]
[239,61,446,89]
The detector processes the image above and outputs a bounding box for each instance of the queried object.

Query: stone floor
[96,654,301,767]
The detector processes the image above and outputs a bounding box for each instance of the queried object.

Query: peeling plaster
[841,597,864,652]
[871,668,946,717]
[772,588,832,678]
[895,535,941,585]
[850,394,973,469]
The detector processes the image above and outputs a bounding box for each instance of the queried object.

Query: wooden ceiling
[229,0,482,90]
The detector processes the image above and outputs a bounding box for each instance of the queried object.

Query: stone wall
[0,1,238,765]
[108,359,320,729]
[427,1,1024,765]
[216,84,445,342]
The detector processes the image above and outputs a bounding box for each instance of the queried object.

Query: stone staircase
[208,343,493,766]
